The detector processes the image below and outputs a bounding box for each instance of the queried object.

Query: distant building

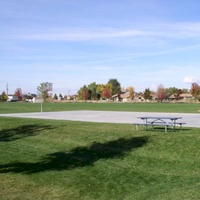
[169,93,193,102]
[32,97,44,103]
[7,95,18,102]
[111,91,133,102]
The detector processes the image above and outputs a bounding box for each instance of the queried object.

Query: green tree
[165,87,178,99]
[53,94,58,100]
[96,84,104,100]
[88,82,97,100]
[143,88,151,100]
[182,88,189,93]
[59,93,63,100]
[1,91,7,102]
[77,87,83,100]
[107,79,121,95]
[37,82,52,103]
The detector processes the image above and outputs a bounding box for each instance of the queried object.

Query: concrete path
[0,111,199,128]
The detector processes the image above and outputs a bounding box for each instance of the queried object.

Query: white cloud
[183,76,200,84]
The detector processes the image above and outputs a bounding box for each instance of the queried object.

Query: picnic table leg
[143,124,147,130]
[172,120,176,130]
[144,119,148,130]
[165,125,167,132]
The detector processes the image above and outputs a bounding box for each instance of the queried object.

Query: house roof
[169,93,193,99]
[120,91,131,98]
[180,93,193,97]
[120,93,130,98]
[112,91,130,99]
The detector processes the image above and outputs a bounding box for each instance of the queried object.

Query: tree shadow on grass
[0,124,54,142]
[0,136,148,174]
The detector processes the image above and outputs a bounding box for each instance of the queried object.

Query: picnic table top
[138,116,182,120]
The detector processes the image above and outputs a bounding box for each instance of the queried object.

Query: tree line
[76,80,200,102]
[149,83,200,102]
[1,80,200,102]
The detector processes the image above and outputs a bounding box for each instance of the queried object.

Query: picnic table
[134,116,186,132]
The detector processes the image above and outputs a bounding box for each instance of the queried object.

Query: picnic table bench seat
[168,122,186,129]
[133,121,186,132]
[133,122,170,132]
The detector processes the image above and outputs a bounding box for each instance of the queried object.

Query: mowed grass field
[0,101,200,114]
[0,102,200,199]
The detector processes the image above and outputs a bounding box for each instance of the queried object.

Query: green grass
[0,101,200,114]
[0,117,200,199]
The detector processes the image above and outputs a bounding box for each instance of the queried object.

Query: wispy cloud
[2,22,200,42]
[5,29,146,41]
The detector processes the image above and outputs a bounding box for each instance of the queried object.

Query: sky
[1,0,200,95]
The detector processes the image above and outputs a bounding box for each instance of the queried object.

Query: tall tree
[59,93,63,100]
[14,88,22,101]
[190,83,200,101]
[1,91,7,102]
[102,88,111,99]
[105,83,113,95]
[156,84,166,102]
[126,86,135,100]
[77,87,83,100]
[53,94,58,100]
[82,86,89,101]
[37,82,52,103]
[107,79,121,95]
[143,88,151,100]
[96,84,104,100]
[88,82,97,100]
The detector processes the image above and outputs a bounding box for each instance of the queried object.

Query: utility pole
[6,83,9,95]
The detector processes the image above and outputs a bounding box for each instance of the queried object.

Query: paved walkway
[0,111,199,128]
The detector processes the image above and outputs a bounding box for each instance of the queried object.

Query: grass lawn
[0,101,200,114]
[0,117,200,200]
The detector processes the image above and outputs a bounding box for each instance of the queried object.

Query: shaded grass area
[0,117,200,199]
[0,101,200,114]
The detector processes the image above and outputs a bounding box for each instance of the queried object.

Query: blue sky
[1,0,200,95]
